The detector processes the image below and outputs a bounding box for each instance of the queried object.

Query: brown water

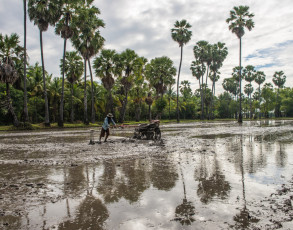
[0,120,293,229]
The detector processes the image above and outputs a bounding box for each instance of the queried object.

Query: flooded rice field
[0,120,293,230]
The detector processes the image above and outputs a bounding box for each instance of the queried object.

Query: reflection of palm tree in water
[59,164,109,230]
[174,153,195,225]
[276,142,287,168]
[195,151,231,204]
[97,159,151,204]
[233,136,259,229]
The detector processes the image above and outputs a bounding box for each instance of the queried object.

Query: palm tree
[0,33,23,127]
[71,2,105,124]
[60,51,83,123]
[28,0,62,126]
[55,0,79,127]
[190,60,205,90]
[226,5,254,123]
[93,49,117,115]
[116,49,143,123]
[23,0,29,123]
[209,42,228,119]
[48,77,61,122]
[254,71,265,119]
[171,19,192,123]
[145,56,176,98]
[130,57,148,122]
[243,65,256,118]
[193,40,209,120]
[272,71,286,117]
[145,92,153,121]
[244,84,253,118]
[165,82,176,120]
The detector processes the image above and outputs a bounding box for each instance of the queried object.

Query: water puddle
[1,120,293,229]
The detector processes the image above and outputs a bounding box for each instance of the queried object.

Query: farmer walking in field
[99,113,116,143]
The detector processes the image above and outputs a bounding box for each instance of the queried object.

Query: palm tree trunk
[70,83,74,123]
[88,59,95,123]
[40,30,50,126]
[258,85,261,119]
[119,92,128,123]
[149,104,151,121]
[201,63,204,120]
[23,0,29,123]
[6,83,19,127]
[169,98,171,120]
[83,58,88,125]
[135,104,140,122]
[249,93,252,119]
[58,37,67,127]
[106,89,113,115]
[176,45,183,123]
[238,37,243,123]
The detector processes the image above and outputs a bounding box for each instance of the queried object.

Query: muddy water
[1,120,293,229]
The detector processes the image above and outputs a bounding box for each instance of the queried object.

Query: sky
[0,0,292,95]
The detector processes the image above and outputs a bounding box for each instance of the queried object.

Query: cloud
[0,0,292,95]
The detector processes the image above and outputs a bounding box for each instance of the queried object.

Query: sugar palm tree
[93,49,117,115]
[55,0,79,127]
[193,40,209,120]
[116,49,143,123]
[71,2,105,124]
[171,19,192,123]
[243,65,256,118]
[209,42,228,119]
[272,71,286,117]
[226,5,254,123]
[254,71,266,119]
[28,0,62,126]
[23,0,29,123]
[60,51,83,123]
[0,33,23,127]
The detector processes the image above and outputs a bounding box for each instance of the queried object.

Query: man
[99,113,116,143]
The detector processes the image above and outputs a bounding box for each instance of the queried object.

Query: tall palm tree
[190,60,205,90]
[254,71,265,119]
[60,51,83,123]
[226,5,254,123]
[93,49,118,115]
[243,65,256,118]
[116,49,143,123]
[0,33,23,127]
[28,0,62,126]
[71,2,105,124]
[145,56,176,97]
[193,40,209,120]
[23,0,29,123]
[171,19,192,123]
[272,71,286,117]
[209,42,228,119]
[55,0,79,127]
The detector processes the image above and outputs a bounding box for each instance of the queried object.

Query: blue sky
[0,0,292,95]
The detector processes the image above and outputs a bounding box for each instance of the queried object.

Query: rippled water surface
[1,120,293,229]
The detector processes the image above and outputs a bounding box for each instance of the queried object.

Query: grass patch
[1,118,293,132]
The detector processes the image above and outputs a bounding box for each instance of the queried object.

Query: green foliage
[145,56,176,96]
[261,83,276,117]
[155,97,167,114]
[280,88,293,116]
[171,19,192,47]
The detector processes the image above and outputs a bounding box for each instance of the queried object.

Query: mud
[0,120,293,229]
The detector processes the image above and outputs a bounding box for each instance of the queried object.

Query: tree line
[0,1,291,127]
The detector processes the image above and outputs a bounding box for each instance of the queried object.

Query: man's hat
[107,113,114,117]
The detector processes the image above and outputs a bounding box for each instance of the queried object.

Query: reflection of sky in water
[1,121,293,229]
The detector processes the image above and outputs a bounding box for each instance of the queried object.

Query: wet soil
[0,120,293,229]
